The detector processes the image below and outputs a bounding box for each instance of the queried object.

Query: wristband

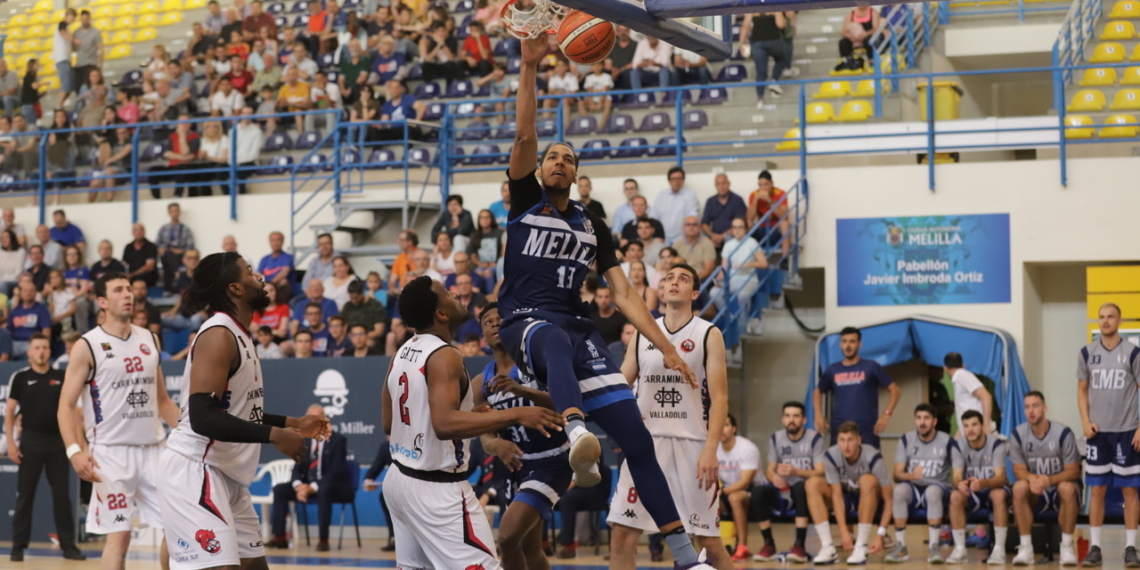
[877,526,888,537]
[66,444,82,459]
[263,413,288,428]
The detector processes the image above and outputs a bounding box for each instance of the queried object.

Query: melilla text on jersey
[521,227,594,264]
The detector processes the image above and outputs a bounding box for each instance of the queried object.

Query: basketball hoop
[500,0,566,39]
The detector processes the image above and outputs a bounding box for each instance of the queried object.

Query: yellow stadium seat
[112,16,135,30]
[837,99,874,122]
[94,6,115,18]
[43,36,53,49]
[775,128,802,151]
[14,54,34,72]
[852,79,891,97]
[1122,67,1140,85]
[93,18,113,31]
[1101,20,1137,40]
[24,25,47,38]
[1099,114,1140,137]
[1068,89,1107,111]
[29,13,49,25]
[5,28,25,42]
[39,75,60,91]
[138,1,159,14]
[7,14,28,28]
[20,40,42,53]
[51,9,66,21]
[1091,42,1126,63]
[1079,67,1118,86]
[39,56,56,75]
[158,11,182,24]
[109,30,132,44]
[184,0,206,9]
[133,27,156,42]
[161,0,183,9]
[814,81,851,99]
[1109,0,1140,17]
[805,102,835,123]
[106,44,131,60]
[1063,115,1095,139]
[1110,88,1140,110]
[32,0,53,11]
[115,4,137,16]
[136,13,157,26]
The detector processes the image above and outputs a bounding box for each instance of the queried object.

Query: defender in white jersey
[607,264,732,570]
[58,272,181,570]
[381,276,563,570]
[156,252,328,570]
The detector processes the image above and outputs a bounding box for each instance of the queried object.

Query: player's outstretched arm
[186,327,307,462]
[700,326,728,490]
[604,264,697,388]
[508,36,546,181]
[58,339,100,482]
[427,347,564,440]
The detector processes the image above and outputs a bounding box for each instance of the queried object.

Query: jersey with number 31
[81,324,164,446]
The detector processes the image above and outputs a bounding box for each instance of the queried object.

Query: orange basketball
[557,10,615,65]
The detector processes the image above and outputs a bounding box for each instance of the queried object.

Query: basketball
[556,10,616,65]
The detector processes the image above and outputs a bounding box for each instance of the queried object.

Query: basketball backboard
[552,0,733,58]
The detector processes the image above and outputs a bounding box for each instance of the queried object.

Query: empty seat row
[1064,114,1140,138]
[4,12,185,36]
[805,100,875,123]
[1101,20,1140,40]
[455,110,709,142]
[1109,0,1140,18]
[1078,66,1140,86]
[814,79,892,99]
[1089,42,1140,63]
[1068,88,1140,111]
[577,136,686,160]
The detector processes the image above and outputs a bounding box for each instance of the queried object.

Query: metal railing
[940,0,1073,21]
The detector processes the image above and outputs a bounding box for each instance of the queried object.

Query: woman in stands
[252,280,292,343]
[44,110,77,199]
[838,6,882,70]
[0,230,25,297]
[627,260,659,316]
[323,256,359,310]
[430,232,457,279]
[468,209,502,293]
[90,124,132,202]
[195,121,230,196]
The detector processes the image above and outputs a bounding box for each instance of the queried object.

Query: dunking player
[158,252,329,570]
[57,272,181,570]
[1078,302,1140,567]
[499,34,713,570]
[608,264,731,570]
[473,302,573,570]
[382,277,564,570]
[947,410,1009,565]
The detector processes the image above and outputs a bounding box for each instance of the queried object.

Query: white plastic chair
[250,459,299,543]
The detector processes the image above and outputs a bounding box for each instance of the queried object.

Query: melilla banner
[836,213,1011,306]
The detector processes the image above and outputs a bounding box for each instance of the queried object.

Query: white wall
[943,22,1063,58]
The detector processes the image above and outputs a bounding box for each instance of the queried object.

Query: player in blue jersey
[473,303,573,570]
[498,35,713,570]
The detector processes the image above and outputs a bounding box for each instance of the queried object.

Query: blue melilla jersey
[499,170,620,320]
[481,360,569,456]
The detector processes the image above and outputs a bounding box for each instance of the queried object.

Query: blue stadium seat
[446,80,474,98]
[696,86,727,105]
[683,109,709,130]
[493,38,510,57]
[0,174,20,193]
[623,91,655,109]
[536,119,557,138]
[266,1,285,13]
[474,83,490,97]
[635,111,671,132]
[265,155,294,174]
[292,15,309,27]
[661,89,692,105]
[119,69,142,85]
[262,132,294,151]
[601,113,634,134]
[318,52,335,69]
[507,57,521,74]
[290,1,307,13]
[468,143,500,165]
[406,147,433,165]
[414,82,440,100]
[407,63,423,80]
[613,137,649,158]
[716,64,747,83]
[366,149,396,169]
[339,148,361,167]
[274,15,287,28]
[650,135,685,156]
[459,120,491,141]
[454,0,473,12]
[140,142,166,162]
[342,0,358,7]
[567,116,597,136]
[326,70,339,83]
[422,102,445,121]
[294,130,322,150]
[493,121,516,140]
[299,153,327,172]
[579,139,611,160]
[452,146,467,164]
[457,14,473,35]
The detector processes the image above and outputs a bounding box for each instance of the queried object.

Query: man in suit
[265,404,353,551]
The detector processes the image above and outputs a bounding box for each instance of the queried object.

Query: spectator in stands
[160,249,206,332]
[590,285,626,346]
[124,223,159,289]
[712,217,768,333]
[277,67,313,133]
[61,246,91,334]
[608,321,637,365]
[8,278,51,359]
[453,272,485,318]
[256,326,283,359]
[210,78,245,118]
[673,215,717,280]
[631,35,673,91]
[462,21,494,77]
[259,231,297,292]
[611,178,643,240]
[338,12,369,60]
[311,71,344,120]
[90,240,126,282]
[555,453,612,559]
[545,60,579,127]
[307,233,337,283]
[444,251,477,293]
[54,9,78,111]
[31,225,61,270]
[0,230,24,296]
[74,86,110,151]
[619,198,664,247]
[167,61,196,111]
[290,278,338,337]
[193,121,231,196]
[320,1,345,56]
[0,61,19,119]
[221,8,244,45]
[73,10,104,93]
[292,329,314,358]
[49,211,85,255]
[403,249,441,287]
[233,107,262,194]
[298,302,332,357]
[741,12,788,106]
[148,116,200,199]
[430,233,457,279]
[579,62,614,126]
[373,79,425,141]
[635,218,664,262]
[419,22,461,83]
[221,235,238,253]
[748,170,791,256]
[604,25,637,90]
[189,23,218,62]
[325,315,352,357]
[474,63,512,126]
[243,0,277,40]
[620,240,659,286]
[156,203,195,293]
[344,323,380,357]
[235,0,252,20]
[468,209,501,294]
[204,0,225,35]
[226,57,255,99]
[252,53,283,95]
[430,194,475,251]
[24,245,50,292]
[654,166,700,245]
[671,48,711,85]
[4,115,39,179]
[76,68,106,113]
[142,45,171,82]
[702,173,748,252]
[248,39,269,73]
[627,260,658,313]
[388,229,421,296]
[323,256,358,311]
[783,12,798,73]
[364,271,386,305]
[486,182,510,227]
[838,7,881,70]
[348,84,379,143]
[115,89,139,124]
[0,209,25,247]
[252,280,292,342]
[289,43,320,82]
[370,36,409,86]
[278,28,297,64]
[339,40,372,105]
[340,280,387,343]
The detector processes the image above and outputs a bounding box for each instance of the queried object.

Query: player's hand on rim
[520,36,547,65]
[512,407,565,438]
[71,451,102,483]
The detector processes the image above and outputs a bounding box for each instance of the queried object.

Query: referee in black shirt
[3,333,86,562]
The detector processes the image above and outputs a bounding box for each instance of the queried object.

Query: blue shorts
[1034,482,1084,516]
[903,482,951,514]
[500,311,633,413]
[504,452,574,520]
[1086,431,1140,487]
[966,487,1010,514]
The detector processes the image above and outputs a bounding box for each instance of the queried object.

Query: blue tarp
[805,316,1030,436]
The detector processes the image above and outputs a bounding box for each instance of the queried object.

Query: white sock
[816,522,833,547]
[857,523,873,548]
[994,527,1008,550]
[1128,529,1137,548]
[1091,526,1102,547]
[953,529,967,549]
[896,528,907,546]
[1062,533,1074,548]
[929,526,941,548]
[1020,535,1033,549]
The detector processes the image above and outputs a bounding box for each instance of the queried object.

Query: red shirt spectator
[253,301,290,332]
[462,32,492,62]
[226,67,255,95]
[168,129,200,166]
[243,12,277,37]
[748,172,787,228]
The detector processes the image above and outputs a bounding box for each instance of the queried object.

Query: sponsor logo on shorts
[114,514,127,523]
[689,513,710,530]
[139,343,151,356]
[173,538,198,563]
[622,509,637,519]
[195,529,222,555]
[177,539,191,551]
[249,541,264,548]
[681,340,695,353]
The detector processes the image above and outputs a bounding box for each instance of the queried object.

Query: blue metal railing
[941,0,1073,21]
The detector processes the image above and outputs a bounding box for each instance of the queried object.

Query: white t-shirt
[548,72,579,94]
[312,82,343,109]
[718,436,766,487]
[210,90,245,116]
[53,22,72,63]
[952,368,985,425]
[199,136,231,162]
[674,47,704,66]
[583,73,614,93]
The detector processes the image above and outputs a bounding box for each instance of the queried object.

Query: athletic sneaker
[787,545,809,563]
[1061,545,1078,566]
[847,545,869,565]
[987,548,1007,565]
[752,544,777,562]
[813,544,839,565]
[567,427,601,487]
[730,544,752,562]
[769,84,784,97]
[1012,545,1035,566]
[885,544,909,563]
[946,546,968,564]
[1082,545,1103,567]
[929,544,945,564]
[675,549,715,570]
[1126,546,1140,568]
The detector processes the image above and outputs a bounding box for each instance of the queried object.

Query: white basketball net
[501,0,568,39]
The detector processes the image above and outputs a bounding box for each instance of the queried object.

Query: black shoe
[10,548,23,562]
[316,540,330,552]
[1083,545,1103,567]
[62,547,87,560]
[381,540,395,552]
[1125,546,1139,568]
